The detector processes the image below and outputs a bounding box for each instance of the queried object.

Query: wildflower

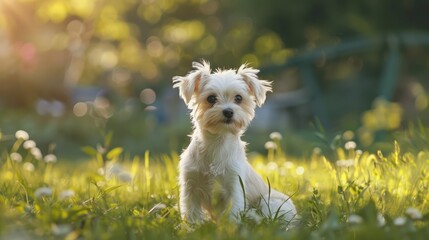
[44,154,57,163]
[405,207,422,220]
[344,141,357,150]
[23,162,35,172]
[312,147,322,155]
[269,132,283,141]
[264,141,277,150]
[30,147,43,160]
[347,214,363,224]
[377,213,386,227]
[60,190,75,200]
[118,172,133,183]
[15,130,29,140]
[35,187,52,198]
[394,217,406,226]
[23,140,36,150]
[51,224,72,236]
[266,162,278,171]
[336,159,355,168]
[105,163,133,182]
[107,163,124,175]
[10,152,23,163]
[296,166,305,175]
[283,161,294,169]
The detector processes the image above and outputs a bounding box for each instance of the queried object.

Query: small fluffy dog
[173,60,297,225]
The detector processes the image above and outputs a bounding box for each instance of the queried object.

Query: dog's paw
[182,210,209,225]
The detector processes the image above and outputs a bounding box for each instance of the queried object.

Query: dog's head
[173,60,272,135]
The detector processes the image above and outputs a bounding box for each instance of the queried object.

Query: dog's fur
[173,60,297,225]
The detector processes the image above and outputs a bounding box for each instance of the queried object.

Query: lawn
[1,129,429,240]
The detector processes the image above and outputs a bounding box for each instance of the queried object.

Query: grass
[1,129,429,240]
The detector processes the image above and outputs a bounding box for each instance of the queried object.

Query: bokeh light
[146,36,164,58]
[94,97,113,118]
[296,166,305,175]
[163,20,205,44]
[67,19,84,37]
[19,43,36,62]
[36,99,51,115]
[36,99,65,117]
[73,102,88,117]
[50,100,65,117]
[140,88,156,105]
[99,50,118,69]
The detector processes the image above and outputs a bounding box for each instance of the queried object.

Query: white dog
[173,60,297,226]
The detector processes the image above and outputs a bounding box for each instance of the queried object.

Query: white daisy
[377,213,386,227]
[405,207,422,220]
[15,130,29,140]
[336,159,354,168]
[344,141,357,150]
[10,152,23,163]
[30,148,43,160]
[264,141,277,150]
[35,187,52,198]
[269,132,283,140]
[44,154,57,163]
[23,140,36,150]
[60,190,75,200]
[23,162,35,172]
[347,214,363,224]
[394,217,406,226]
[51,224,72,236]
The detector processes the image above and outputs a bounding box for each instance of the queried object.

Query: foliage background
[1,0,429,157]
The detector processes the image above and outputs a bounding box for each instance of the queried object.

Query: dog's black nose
[223,108,234,119]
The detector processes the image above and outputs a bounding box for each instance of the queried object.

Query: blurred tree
[0,0,428,108]
[0,0,294,108]
[237,0,429,47]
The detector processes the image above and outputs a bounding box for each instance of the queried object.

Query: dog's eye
[234,95,243,104]
[207,95,217,104]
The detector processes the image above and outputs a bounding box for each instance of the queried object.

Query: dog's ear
[238,64,272,107]
[173,60,211,106]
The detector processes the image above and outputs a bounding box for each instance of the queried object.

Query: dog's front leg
[222,174,246,222]
[179,171,211,224]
